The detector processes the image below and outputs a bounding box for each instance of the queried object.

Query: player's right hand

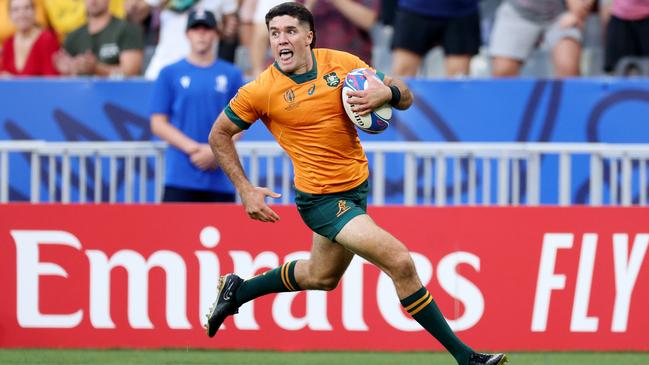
[240,187,282,223]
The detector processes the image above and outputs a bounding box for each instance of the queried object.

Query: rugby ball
[341,68,392,134]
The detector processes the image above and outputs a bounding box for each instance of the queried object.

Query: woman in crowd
[1,0,59,75]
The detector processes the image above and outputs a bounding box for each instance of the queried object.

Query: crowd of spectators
[1,0,648,78]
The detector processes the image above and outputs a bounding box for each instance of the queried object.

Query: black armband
[389,85,401,107]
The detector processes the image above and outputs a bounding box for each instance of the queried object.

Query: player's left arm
[347,71,414,115]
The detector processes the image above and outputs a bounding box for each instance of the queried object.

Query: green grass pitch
[1,349,648,365]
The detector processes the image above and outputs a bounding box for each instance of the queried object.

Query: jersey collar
[273,50,317,84]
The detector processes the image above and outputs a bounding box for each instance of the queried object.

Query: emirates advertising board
[0,204,647,351]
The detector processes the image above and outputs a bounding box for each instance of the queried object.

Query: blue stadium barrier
[1,78,648,203]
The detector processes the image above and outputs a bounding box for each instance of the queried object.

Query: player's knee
[388,252,417,282]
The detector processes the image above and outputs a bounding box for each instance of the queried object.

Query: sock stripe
[399,287,474,364]
[287,260,301,291]
[281,263,296,291]
[404,291,431,312]
[408,293,433,315]
[280,263,290,290]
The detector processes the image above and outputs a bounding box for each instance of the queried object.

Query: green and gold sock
[235,260,302,305]
[401,287,474,365]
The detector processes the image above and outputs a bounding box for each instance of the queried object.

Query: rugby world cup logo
[345,71,365,91]
[283,89,295,103]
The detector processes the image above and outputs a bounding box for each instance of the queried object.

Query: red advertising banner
[0,204,647,351]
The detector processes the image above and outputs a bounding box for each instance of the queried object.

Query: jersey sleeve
[351,54,370,70]
[224,79,263,130]
[344,51,385,81]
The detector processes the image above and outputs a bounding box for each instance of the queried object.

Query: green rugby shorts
[295,180,369,242]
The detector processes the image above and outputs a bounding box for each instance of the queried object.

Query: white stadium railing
[0,141,166,203]
[1,140,649,206]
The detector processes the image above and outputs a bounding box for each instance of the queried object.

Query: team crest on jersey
[323,72,340,87]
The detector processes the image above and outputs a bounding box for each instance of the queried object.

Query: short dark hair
[265,2,316,48]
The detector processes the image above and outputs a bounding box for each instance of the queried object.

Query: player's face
[268,15,313,74]
[187,26,217,56]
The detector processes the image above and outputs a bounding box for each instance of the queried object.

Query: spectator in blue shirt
[149,9,244,202]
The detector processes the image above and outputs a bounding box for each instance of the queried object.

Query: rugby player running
[206,3,508,364]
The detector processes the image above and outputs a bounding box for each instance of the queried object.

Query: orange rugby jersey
[225,48,383,194]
